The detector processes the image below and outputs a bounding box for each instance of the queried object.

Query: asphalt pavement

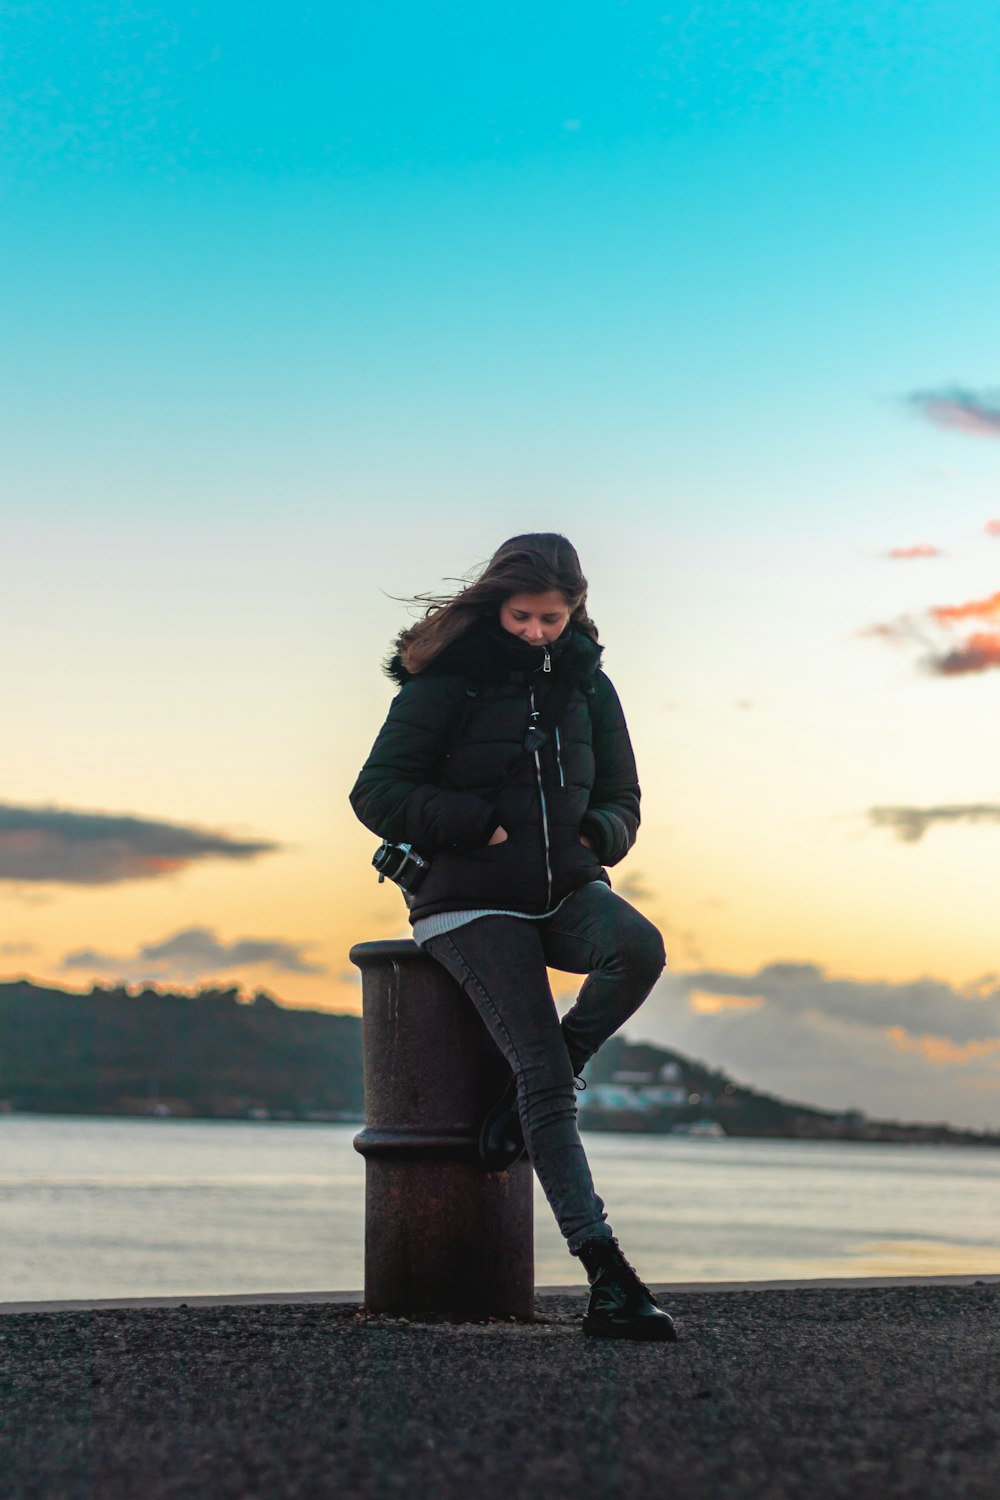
[2,1282,998,1499]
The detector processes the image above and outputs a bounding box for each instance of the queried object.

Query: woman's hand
[488,825,509,845]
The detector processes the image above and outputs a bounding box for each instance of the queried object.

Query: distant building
[642,1086,688,1107]
[584,1084,657,1113]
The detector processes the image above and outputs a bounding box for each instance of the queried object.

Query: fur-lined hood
[384,615,604,689]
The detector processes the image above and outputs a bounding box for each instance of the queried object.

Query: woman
[350,533,676,1341]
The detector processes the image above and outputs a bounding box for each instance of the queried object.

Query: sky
[3,1,1000,1128]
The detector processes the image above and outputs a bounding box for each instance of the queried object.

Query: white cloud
[621,962,1000,1130]
[61,925,325,981]
[0,802,280,886]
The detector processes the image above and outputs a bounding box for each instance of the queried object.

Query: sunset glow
[4,0,1000,1130]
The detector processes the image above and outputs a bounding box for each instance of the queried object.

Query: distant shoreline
[4,1104,999,1148]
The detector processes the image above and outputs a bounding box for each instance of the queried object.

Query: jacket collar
[384,614,603,688]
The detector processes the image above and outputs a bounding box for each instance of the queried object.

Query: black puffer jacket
[349,615,641,921]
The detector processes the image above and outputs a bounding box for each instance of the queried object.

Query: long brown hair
[397,533,598,674]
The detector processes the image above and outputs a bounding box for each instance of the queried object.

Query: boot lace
[607,1237,659,1306]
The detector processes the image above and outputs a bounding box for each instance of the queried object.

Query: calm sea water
[2,1115,999,1302]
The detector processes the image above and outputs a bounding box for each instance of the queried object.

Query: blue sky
[4,1,1000,1130]
[6,0,1000,531]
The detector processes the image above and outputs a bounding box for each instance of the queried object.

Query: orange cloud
[885,1026,1000,1066]
[886,543,940,560]
[934,631,1000,676]
[689,990,765,1015]
[986,520,1000,537]
[930,590,1000,625]
[908,388,1000,438]
[866,590,1000,676]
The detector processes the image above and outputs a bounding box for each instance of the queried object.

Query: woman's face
[499,590,572,646]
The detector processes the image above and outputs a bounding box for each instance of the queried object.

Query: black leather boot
[478,1074,527,1171]
[576,1236,678,1341]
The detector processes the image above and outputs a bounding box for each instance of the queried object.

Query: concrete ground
[2,1280,999,1499]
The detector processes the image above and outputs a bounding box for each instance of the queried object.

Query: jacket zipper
[554,726,565,788]
[529,686,553,907]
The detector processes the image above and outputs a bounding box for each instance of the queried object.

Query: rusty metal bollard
[350,938,534,1320]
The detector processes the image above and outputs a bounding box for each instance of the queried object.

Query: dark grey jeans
[423,881,666,1255]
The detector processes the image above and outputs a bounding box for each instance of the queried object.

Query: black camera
[372,840,430,895]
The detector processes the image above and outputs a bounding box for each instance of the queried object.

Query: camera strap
[522,673,577,754]
[482,672,583,796]
[461,672,581,752]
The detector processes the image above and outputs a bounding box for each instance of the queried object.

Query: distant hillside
[0,980,364,1119]
[0,980,995,1146]
[582,1034,839,1136]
